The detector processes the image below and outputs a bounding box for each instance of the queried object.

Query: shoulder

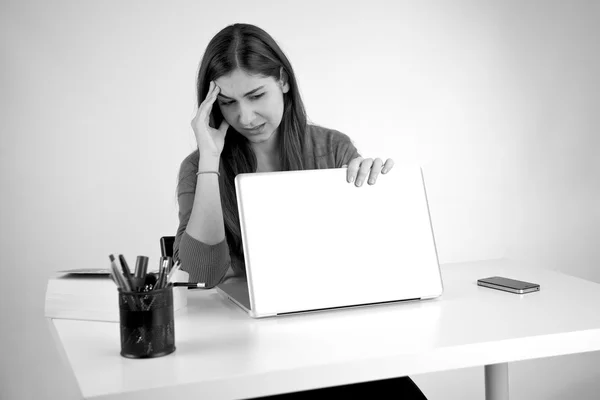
[307,124,355,150]
[305,123,360,168]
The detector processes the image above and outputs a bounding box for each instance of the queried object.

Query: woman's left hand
[344,157,394,186]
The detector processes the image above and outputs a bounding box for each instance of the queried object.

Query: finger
[355,158,373,187]
[202,97,221,128]
[199,81,216,110]
[368,158,384,185]
[194,81,212,120]
[195,83,213,121]
[200,82,220,120]
[207,82,220,105]
[212,81,220,97]
[382,158,395,174]
[346,157,363,183]
[203,102,213,127]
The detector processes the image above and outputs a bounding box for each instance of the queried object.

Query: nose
[237,102,256,127]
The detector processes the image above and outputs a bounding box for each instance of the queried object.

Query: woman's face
[215,68,289,146]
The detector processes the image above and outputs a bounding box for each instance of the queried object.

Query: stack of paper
[44,269,189,323]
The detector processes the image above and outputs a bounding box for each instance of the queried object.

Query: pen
[108,254,138,311]
[109,255,137,309]
[118,254,135,291]
[165,257,171,274]
[172,282,205,288]
[107,262,121,288]
[108,254,130,291]
[156,257,170,289]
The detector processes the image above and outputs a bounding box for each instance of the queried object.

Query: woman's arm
[186,157,226,245]
[175,80,233,288]
[174,156,231,288]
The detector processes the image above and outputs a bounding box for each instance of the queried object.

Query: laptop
[216,165,443,318]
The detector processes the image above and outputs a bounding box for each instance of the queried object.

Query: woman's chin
[246,130,274,143]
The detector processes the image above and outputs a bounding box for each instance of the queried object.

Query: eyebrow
[217,85,265,100]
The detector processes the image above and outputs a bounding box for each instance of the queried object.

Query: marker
[172,282,205,288]
[134,256,149,291]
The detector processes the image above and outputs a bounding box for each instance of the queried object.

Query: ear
[279,67,290,94]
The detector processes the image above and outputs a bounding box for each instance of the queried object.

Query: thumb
[218,119,230,135]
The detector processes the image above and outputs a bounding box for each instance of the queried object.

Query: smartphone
[477,276,540,294]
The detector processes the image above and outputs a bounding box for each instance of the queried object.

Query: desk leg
[485,363,509,400]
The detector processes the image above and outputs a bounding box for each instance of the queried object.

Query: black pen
[172,282,205,288]
[118,254,135,291]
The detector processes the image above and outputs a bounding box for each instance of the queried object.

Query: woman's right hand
[191,81,230,159]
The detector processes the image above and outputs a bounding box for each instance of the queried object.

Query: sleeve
[173,156,232,288]
[334,132,361,167]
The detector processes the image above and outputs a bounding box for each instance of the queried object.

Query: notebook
[216,165,443,318]
[45,269,189,322]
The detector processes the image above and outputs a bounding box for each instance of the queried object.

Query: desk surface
[49,259,600,400]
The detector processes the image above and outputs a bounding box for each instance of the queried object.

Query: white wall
[1,0,599,399]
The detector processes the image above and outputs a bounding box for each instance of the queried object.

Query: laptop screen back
[234,165,443,317]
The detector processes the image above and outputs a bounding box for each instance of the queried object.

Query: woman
[174,23,426,399]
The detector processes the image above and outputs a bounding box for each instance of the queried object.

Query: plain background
[1,0,599,399]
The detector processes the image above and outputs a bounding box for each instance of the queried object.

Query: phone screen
[479,276,538,290]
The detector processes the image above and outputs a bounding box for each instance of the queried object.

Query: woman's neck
[254,146,281,172]
[252,129,281,172]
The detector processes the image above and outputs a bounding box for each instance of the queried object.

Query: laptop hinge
[277,297,421,316]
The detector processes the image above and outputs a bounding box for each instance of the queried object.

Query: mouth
[244,123,265,133]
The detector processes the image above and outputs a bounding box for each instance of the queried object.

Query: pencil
[172,282,205,288]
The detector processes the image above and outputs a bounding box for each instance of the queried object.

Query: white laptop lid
[227,165,443,318]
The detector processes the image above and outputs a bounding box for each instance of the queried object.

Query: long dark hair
[196,23,309,261]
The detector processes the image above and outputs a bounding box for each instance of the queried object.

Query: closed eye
[220,93,265,106]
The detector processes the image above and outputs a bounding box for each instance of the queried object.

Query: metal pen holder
[118,286,176,358]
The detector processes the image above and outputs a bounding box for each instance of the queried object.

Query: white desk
[48,259,600,400]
